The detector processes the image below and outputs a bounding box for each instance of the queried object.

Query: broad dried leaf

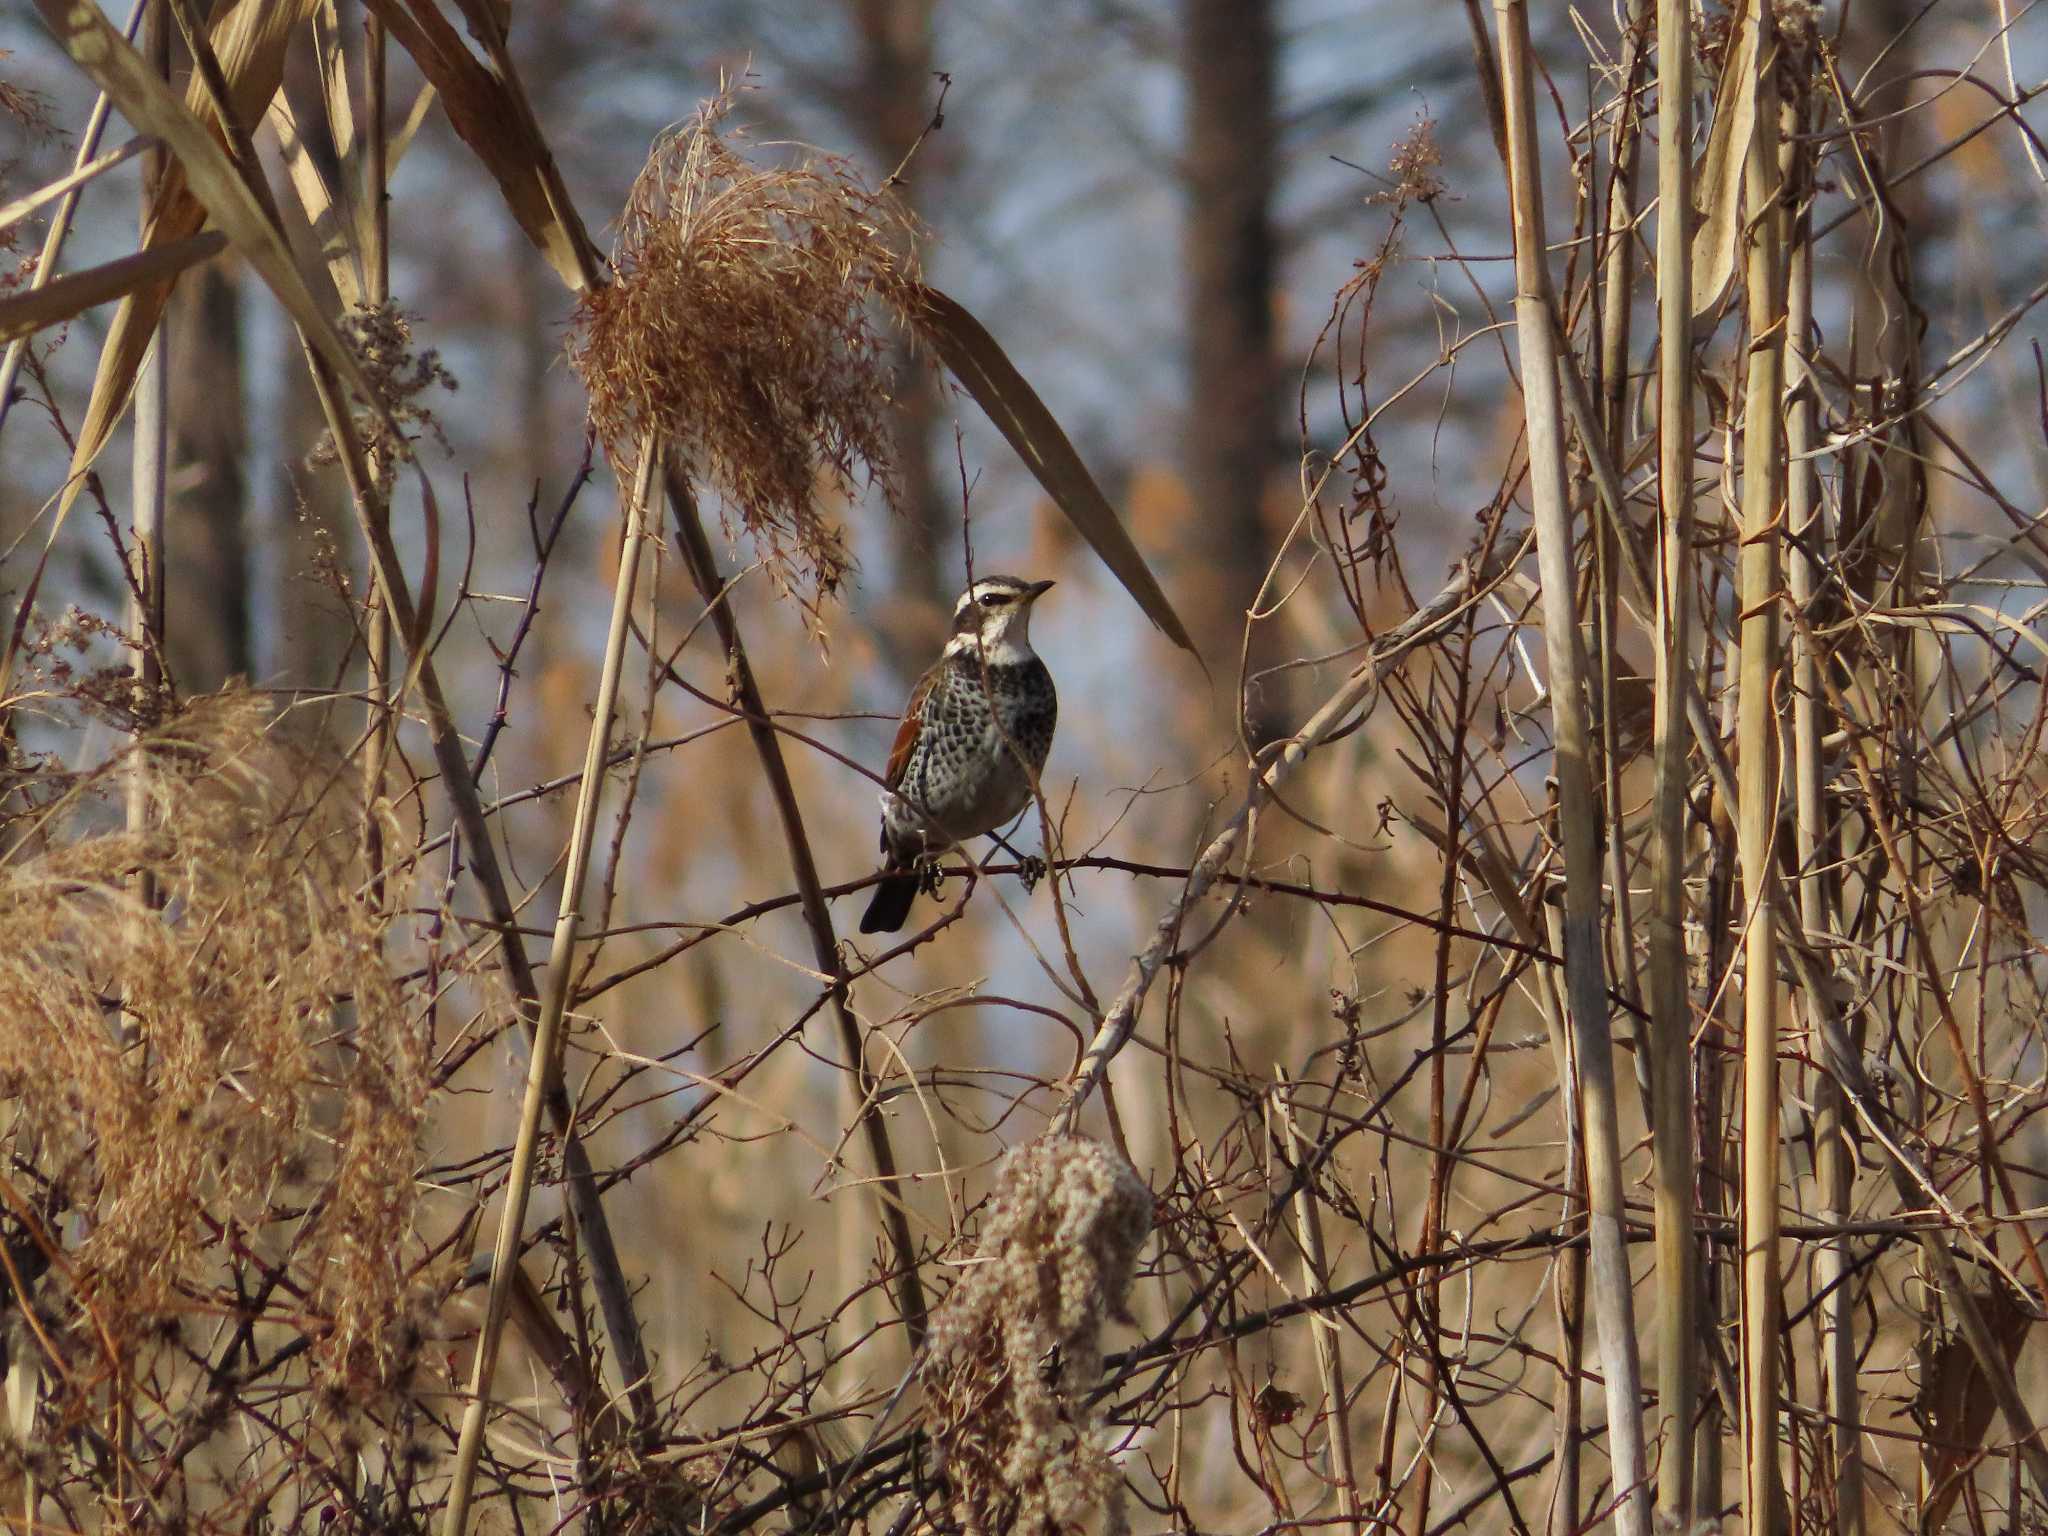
[269,91,365,308]
[36,0,315,510]
[313,0,372,286]
[915,285,1198,658]
[29,0,440,711]
[33,0,379,413]
[0,232,225,344]
[359,0,600,292]
[1690,0,1759,317]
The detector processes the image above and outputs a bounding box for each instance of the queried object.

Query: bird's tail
[859,860,920,934]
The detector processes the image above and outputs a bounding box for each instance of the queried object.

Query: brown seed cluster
[307,301,458,492]
[923,1135,1152,1536]
[569,87,925,628]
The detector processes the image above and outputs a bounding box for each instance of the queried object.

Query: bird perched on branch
[860,575,1059,934]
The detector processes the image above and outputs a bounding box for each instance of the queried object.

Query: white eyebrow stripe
[957,581,1018,615]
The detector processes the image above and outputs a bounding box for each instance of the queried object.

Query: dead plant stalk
[1735,13,1789,1532]
[440,431,660,1536]
[1648,0,1700,1520]
[662,462,930,1348]
[1783,78,1862,1536]
[1493,5,1650,1535]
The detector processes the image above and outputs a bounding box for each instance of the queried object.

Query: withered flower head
[569,85,925,628]
[923,1135,1153,1536]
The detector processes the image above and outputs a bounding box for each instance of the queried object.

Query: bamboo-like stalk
[1734,11,1788,1533]
[94,9,172,1519]
[1492,7,1649,1534]
[1647,0,1699,1521]
[663,462,931,1348]
[1783,90,1861,1536]
[1540,901,1584,1536]
[440,434,660,1536]
[1593,0,1650,1019]
[126,0,168,907]
[1595,0,1648,448]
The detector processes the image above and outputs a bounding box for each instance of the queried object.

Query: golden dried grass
[568,86,923,626]
[0,692,432,1401]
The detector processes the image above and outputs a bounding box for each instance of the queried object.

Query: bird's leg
[918,858,946,899]
[986,827,1046,891]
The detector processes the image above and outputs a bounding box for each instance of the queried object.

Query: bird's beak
[1027,579,1056,600]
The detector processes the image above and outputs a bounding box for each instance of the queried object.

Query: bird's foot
[918,860,946,899]
[1017,854,1047,892]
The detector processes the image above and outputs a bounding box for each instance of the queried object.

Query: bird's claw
[1018,854,1047,892]
[919,861,946,899]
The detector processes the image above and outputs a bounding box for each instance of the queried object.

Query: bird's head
[944,575,1056,664]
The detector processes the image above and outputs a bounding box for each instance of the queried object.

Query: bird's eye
[978,593,1004,608]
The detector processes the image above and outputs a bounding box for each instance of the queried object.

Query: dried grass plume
[0,693,433,1406]
[924,1135,1152,1536]
[569,86,925,624]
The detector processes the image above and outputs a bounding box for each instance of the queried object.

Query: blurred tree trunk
[848,0,953,666]
[1183,0,1283,741]
[165,263,252,694]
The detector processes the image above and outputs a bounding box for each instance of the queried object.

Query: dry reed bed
[0,4,2045,1534]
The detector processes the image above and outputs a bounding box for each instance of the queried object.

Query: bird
[860,574,1059,934]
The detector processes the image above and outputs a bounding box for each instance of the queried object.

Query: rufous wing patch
[885,665,938,790]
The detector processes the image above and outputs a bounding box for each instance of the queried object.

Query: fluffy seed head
[569,84,926,629]
[923,1135,1152,1536]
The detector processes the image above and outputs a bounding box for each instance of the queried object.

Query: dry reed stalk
[1734,9,1789,1532]
[663,465,932,1346]
[1592,1,1649,1024]
[1539,901,1585,1536]
[440,433,660,1536]
[1648,0,1700,1519]
[1783,87,1862,1536]
[1492,6,1649,1535]
[124,1,167,909]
